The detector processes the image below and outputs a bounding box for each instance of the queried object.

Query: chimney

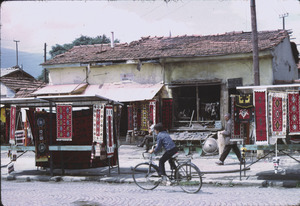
[111,32,114,48]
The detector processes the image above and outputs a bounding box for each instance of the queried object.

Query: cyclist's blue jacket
[154,131,176,154]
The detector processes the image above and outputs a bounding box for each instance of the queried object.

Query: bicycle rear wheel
[176,163,202,193]
[132,163,160,190]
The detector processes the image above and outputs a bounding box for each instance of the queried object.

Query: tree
[49,44,70,58]
[49,34,120,58]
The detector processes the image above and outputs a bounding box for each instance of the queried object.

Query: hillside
[1,47,44,78]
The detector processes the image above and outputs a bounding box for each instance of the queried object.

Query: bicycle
[132,151,203,193]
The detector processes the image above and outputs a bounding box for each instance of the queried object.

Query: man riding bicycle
[149,123,178,184]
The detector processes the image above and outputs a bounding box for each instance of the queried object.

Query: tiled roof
[0,77,46,97]
[1,67,20,77]
[43,30,289,66]
[1,67,34,78]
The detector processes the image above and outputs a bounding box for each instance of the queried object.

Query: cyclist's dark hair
[154,123,164,132]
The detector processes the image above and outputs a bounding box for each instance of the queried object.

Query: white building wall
[164,55,274,86]
[48,67,86,85]
[272,37,298,82]
[0,82,15,98]
[88,63,163,84]
[48,63,164,85]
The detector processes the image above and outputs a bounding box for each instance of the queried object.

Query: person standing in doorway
[215,113,242,165]
[137,120,155,151]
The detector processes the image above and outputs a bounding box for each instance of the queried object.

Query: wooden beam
[1,145,92,151]
[242,144,300,151]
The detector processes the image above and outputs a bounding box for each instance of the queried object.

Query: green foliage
[49,44,69,58]
[49,34,120,58]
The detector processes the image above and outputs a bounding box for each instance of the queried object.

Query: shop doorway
[172,84,221,124]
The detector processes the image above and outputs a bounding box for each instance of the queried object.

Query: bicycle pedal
[161,180,172,186]
[170,180,176,184]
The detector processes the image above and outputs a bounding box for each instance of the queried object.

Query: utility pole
[44,43,47,82]
[13,40,20,67]
[250,0,260,86]
[279,13,289,30]
[44,43,47,63]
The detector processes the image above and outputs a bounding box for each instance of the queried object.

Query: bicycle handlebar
[142,152,147,159]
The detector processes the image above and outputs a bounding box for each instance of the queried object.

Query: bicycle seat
[171,152,179,159]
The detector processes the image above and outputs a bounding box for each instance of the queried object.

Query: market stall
[234,84,300,174]
[1,94,123,175]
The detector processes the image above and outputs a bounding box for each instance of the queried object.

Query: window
[172,85,220,123]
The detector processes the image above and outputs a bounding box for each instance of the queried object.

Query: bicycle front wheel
[176,163,202,193]
[132,163,160,190]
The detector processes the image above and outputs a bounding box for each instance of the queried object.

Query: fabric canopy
[32,84,88,95]
[83,82,163,102]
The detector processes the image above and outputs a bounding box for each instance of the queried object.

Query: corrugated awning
[32,84,88,95]
[1,94,122,107]
[83,82,164,102]
[30,82,163,103]
[236,84,300,90]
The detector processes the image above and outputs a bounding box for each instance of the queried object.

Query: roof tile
[0,77,46,97]
[43,30,289,65]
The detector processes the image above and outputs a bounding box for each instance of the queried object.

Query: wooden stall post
[49,101,54,176]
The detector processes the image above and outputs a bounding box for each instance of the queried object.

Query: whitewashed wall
[163,54,274,86]
[272,38,298,82]
[48,67,86,85]
[0,82,15,98]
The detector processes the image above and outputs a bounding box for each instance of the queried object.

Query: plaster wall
[48,55,275,86]
[48,63,163,85]
[88,63,163,84]
[48,67,86,85]
[164,56,274,86]
[0,82,15,98]
[259,58,274,85]
[272,38,298,82]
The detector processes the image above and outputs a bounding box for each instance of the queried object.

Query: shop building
[2,30,299,171]
[41,30,298,135]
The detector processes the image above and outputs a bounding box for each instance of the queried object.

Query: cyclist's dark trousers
[159,147,178,176]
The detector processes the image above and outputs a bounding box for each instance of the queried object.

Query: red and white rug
[9,105,16,145]
[106,105,115,158]
[288,92,300,135]
[268,92,287,139]
[93,104,105,144]
[254,90,268,145]
[56,104,72,141]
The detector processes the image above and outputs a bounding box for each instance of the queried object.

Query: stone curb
[203,179,265,187]
[2,174,298,188]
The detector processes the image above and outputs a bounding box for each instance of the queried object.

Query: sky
[1,0,300,57]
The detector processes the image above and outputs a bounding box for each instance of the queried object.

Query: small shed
[0,67,46,98]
